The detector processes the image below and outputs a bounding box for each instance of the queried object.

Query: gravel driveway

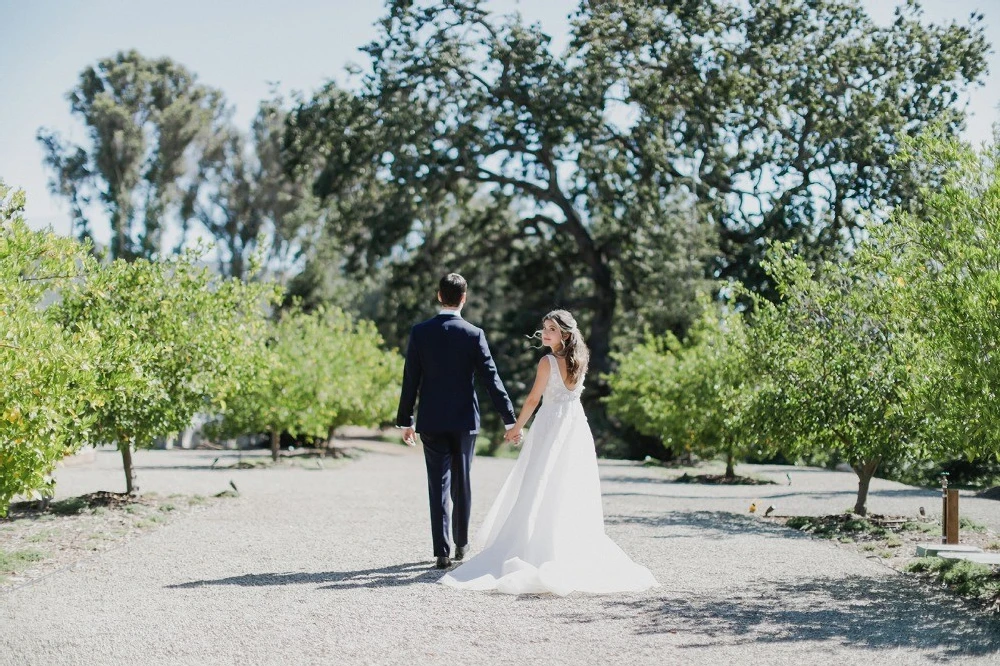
[2,442,999,665]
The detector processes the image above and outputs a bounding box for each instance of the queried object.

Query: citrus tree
[0,183,100,513]
[743,244,931,515]
[606,300,752,477]
[211,307,402,460]
[53,250,278,493]
[864,134,1000,459]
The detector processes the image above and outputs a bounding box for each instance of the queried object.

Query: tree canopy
[284,0,987,414]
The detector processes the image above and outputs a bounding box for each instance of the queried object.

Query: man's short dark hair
[438,273,467,307]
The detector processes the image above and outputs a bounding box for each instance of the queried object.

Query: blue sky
[2,0,997,241]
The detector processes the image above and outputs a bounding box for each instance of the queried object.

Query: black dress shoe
[454,545,469,561]
[435,556,452,569]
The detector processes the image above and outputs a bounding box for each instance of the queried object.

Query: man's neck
[439,306,462,316]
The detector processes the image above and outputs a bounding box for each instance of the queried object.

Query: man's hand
[402,427,417,447]
[503,426,523,446]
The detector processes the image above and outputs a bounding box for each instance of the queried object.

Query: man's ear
[460,293,468,307]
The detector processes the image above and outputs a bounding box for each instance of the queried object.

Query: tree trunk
[326,425,341,458]
[121,440,137,495]
[851,459,881,516]
[546,176,616,381]
[270,429,280,462]
[588,266,616,381]
[725,452,735,480]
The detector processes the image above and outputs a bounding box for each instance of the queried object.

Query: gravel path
[2,443,999,665]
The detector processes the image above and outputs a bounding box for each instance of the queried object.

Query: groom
[396,273,517,569]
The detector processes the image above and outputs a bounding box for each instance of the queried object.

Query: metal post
[941,472,949,544]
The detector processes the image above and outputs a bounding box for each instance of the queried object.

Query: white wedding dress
[440,355,659,596]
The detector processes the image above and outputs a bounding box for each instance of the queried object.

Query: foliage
[582,0,988,294]
[0,183,100,515]
[285,0,986,390]
[52,248,279,492]
[284,0,721,385]
[863,134,1000,459]
[211,307,403,459]
[742,242,933,515]
[606,300,753,476]
[184,96,316,280]
[38,50,226,260]
[905,557,1000,605]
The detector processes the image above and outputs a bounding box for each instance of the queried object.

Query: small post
[940,472,949,544]
[946,489,960,545]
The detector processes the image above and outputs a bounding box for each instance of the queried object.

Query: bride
[440,310,658,596]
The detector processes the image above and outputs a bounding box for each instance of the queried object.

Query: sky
[2,0,998,241]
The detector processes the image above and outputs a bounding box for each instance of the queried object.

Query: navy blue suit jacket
[395,314,516,433]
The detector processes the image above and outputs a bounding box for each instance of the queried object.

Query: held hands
[504,426,524,446]
[402,427,417,447]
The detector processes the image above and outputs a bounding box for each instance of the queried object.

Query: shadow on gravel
[166,562,442,590]
[604,487,941,503]
[569,575,1000,658]
[606,511,803,541]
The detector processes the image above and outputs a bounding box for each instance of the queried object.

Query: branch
[18,273,85,282]
[519,214,561,235]
[475,167,550,200]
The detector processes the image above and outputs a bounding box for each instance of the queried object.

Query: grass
[905,557,1000,601]
[0,548,46,575]
[902,521,939,534]
[961,517,988,532]
[25,529,58,544]
[135,514,166,529]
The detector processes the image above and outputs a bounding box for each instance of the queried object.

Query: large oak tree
[286,0,987,388]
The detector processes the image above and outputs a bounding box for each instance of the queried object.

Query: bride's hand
[504,427,523,445]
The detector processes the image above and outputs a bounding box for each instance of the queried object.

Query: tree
[584,0,989,294]
[865,132,1000,457]
[743,243,930,515]
[38,50,226,260]
[53,250,279,493]
[308,308,404,450]
[184,97,316,280]
[211,307,403,460]
[285,0,987,387]
[0,184,100,514]
[606,300,752,478]
[284,0,714,384]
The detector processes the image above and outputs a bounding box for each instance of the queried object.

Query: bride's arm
[504,357,550,442]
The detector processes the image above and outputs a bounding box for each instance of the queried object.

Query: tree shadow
[602,484,944,503]
[560,575,1000,657]
[166,561,443,591]
[605,510,805,541]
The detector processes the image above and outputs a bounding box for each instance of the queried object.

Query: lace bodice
[542,354,584,404]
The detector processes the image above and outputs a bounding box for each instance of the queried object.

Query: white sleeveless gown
[440,355,659,596]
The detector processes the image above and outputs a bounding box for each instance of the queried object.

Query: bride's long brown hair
[541,309,589,386]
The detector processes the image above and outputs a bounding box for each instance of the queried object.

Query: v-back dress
[440,355,659,596]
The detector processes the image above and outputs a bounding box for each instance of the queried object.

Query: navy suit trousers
[420,431,477,558]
